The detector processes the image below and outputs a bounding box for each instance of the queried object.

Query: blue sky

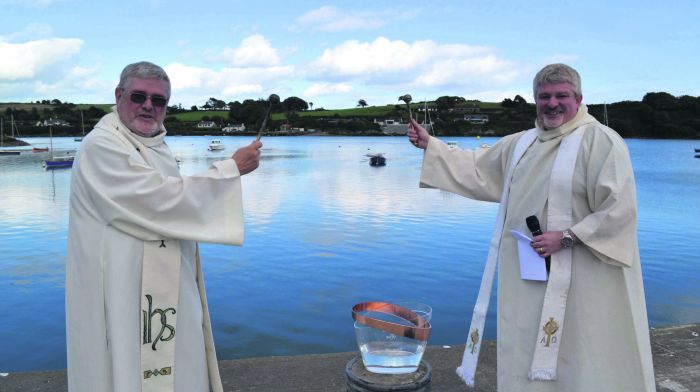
[1,0,698,109]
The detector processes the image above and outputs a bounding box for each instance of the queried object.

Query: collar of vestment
[535,104,597,142]
[107,105,168,148]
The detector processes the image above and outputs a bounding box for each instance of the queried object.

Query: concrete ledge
[1,324,697,391]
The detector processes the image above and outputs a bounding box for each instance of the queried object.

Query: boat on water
[1,115,24,155]
[695,148,699,153]
[447,141,459,149]
[368,153,386,167]
[43,125,74,169]
[208,139,225,151]
[32,147,49,152]
[44,155,75,169]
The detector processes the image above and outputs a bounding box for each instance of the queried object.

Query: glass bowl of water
[353,302,432,374]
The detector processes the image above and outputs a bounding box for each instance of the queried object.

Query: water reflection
[0,135,699,372]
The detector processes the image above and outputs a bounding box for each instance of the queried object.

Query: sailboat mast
[49,125,54,158]
[603,103,609,126]
[81,110,85,136]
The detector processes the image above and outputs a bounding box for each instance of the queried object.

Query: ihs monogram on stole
[540,317,559,347]
[469,328,480,354]
[142,294,176,350]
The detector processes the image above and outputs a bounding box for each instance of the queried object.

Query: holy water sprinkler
[257,94,280,141]
[400,94,418,146]
[399,94,413,120]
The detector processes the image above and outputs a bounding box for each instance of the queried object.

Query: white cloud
[219,35,281,67]
[309,37,520,90]
[164,62,295,105]
[303,82,353,97]
[310,37,429,76]
[297,6,387,32]
[0,38,83,80]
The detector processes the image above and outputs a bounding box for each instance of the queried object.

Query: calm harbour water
[1,135,699,372]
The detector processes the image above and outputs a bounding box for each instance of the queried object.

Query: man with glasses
[66,61,262,392]
[408,63,655,391]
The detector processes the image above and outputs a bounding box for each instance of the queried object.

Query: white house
[197,121,216,128]
[222,123,246,133]
[464,114,489,124]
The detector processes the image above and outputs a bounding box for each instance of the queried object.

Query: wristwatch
[561,230,574,248]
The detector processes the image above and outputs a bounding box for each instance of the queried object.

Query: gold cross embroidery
[469,328,480,354]
[541,317,559,347]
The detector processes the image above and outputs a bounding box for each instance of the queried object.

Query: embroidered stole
[141,240,181,391]
[456,127,585,386]
[528,127,585,380]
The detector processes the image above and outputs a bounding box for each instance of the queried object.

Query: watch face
[561,235,574,248]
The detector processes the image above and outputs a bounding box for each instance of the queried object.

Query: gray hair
[118,61,171,97]
[533,63,582,99]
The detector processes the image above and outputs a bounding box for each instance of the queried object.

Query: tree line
[2,92,699,139]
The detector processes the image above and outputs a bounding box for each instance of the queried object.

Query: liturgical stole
[456,127,586,387]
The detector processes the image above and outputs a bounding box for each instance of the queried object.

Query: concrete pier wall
[1,324,697,392]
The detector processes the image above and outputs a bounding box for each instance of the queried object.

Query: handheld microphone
[525,215,543,237]
[525,215,550,273]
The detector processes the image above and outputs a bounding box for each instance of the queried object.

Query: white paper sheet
[510,230,548,281]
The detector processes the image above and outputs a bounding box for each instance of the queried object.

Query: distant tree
[514,95,527,105]
[283,96,308,112]
[309,102,313,110]
[501,98,515,108]
[435,96,465,111]
[51,99,62,105]
[206,97,227,110]
[642,92,677,110]
[357,99,368,108]
[190,105,198,111]
[85,106,107,119]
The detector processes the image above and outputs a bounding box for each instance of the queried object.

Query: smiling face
[535,82,582,130]
[115,77,169,137]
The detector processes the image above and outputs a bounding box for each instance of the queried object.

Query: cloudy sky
[1,0,698,109]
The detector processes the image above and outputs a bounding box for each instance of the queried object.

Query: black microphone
[525,215,550,273]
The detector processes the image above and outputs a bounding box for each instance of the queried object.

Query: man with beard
[66,61,262,392]
[408,63,655,391]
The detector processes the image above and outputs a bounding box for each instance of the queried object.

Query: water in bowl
[354,302,431,374]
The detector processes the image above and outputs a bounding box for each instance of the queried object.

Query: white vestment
[66,109,244,392]
[420,106,656,391]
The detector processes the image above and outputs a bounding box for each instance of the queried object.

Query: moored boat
[33,147,49,152]
[208,139,225,151]
[44,155,74,169]
[369,153,386,166]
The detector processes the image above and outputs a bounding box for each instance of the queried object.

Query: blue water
[1,136,699,372]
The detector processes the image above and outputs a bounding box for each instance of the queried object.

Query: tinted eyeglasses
[129,91,168,108]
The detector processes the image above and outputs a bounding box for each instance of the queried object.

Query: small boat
[32,147,49,152]
[695,148,700,153]
[44,155,74,169]
[447,141,459,149]
[43,125,74,169]
[369,153,386,166]
[208,139,225,151]
[0,116,22,154]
